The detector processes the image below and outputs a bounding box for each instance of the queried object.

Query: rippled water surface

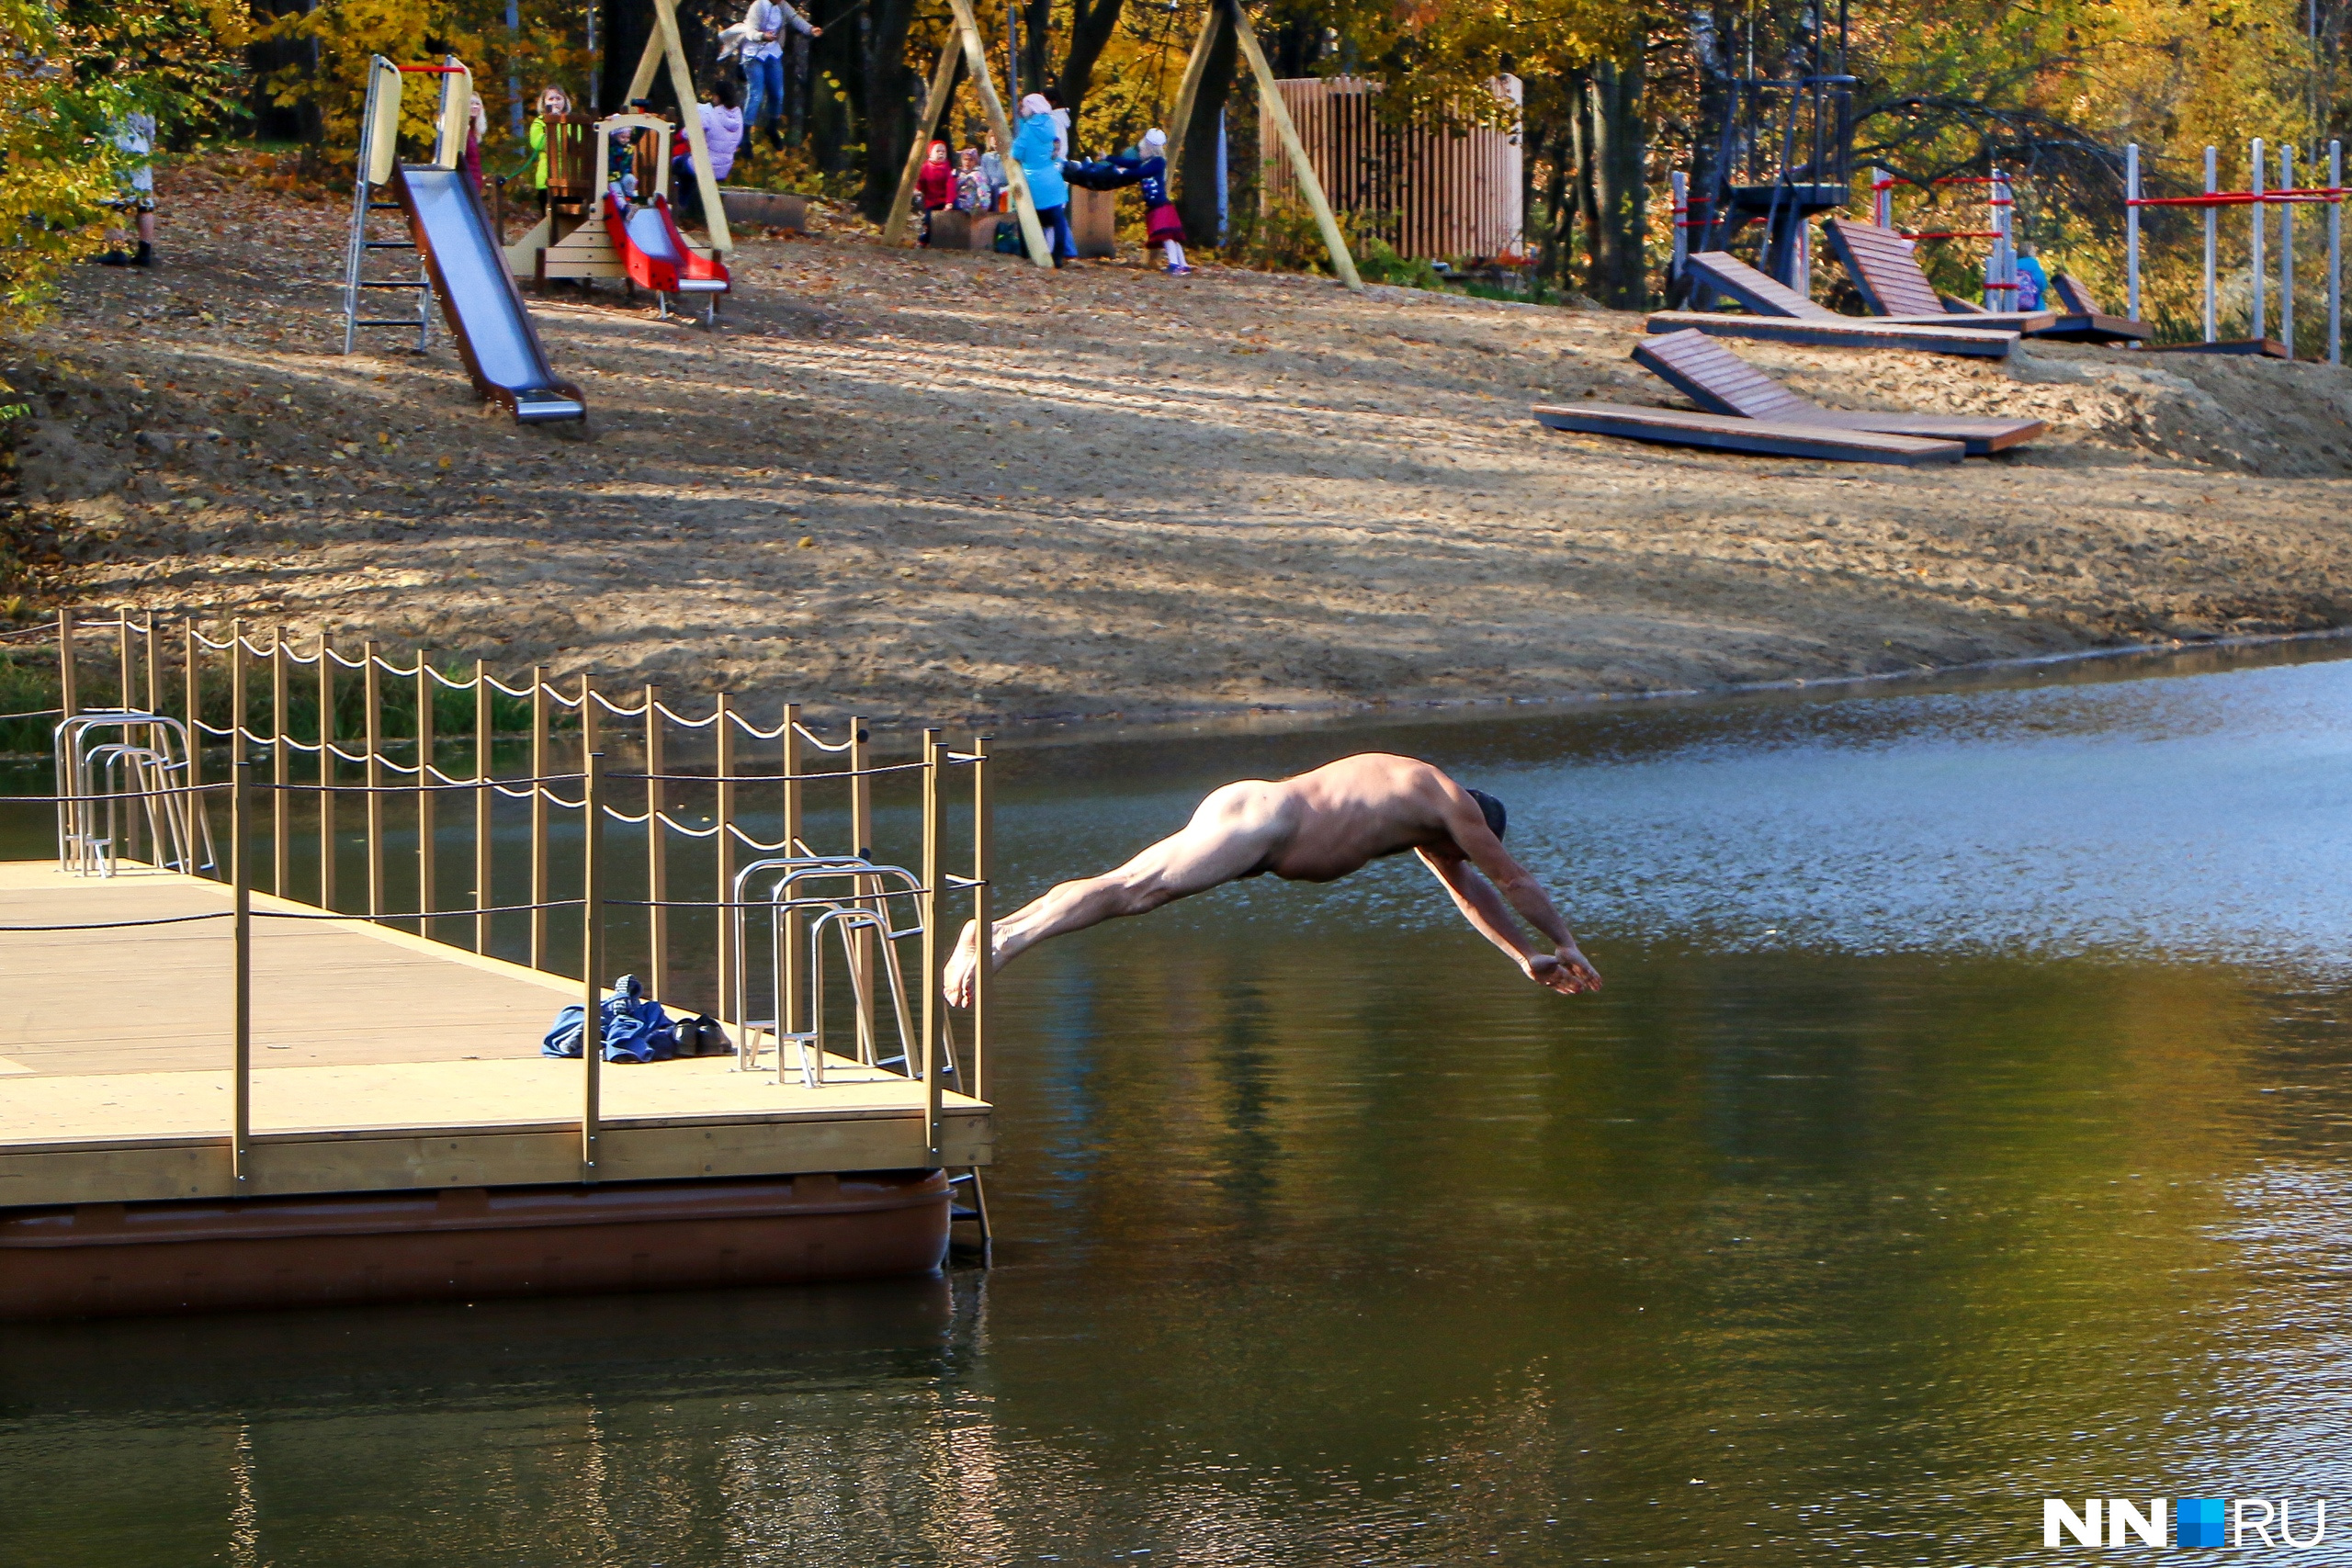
[8,646,2352,1565]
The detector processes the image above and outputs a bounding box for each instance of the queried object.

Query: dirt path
[11,157,2352,725]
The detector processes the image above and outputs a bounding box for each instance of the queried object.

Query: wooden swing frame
[887,0,1361,288]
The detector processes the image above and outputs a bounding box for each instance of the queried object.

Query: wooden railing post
[232,754,252,1188]
[781,704,804,1044]
[182,620,199,807]
[271,633,290,897]
[920,728,944,1166]
[715,694,737,1031]
[117,609,134,711]
[417,653,436,935]
[474,659,492,955]
[970,734,991,1105]
[582,749,605,1182]
[528,666,550,969]
[363,640,383,920]
[849,715,876,1059]
[316,633,336,908]
[56,609,77,720]
[644,683,668,1000]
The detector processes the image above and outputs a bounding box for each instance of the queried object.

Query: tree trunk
[1175,15,1237,246]
[1021,0,1053,101]
[1534,108,1574,293]
[1057,0,1128,135]
[1583,52,1648,309]
[858,0,919,220]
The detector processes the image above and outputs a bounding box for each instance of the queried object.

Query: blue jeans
[742,53,785,129]
[1037,204,1075,261]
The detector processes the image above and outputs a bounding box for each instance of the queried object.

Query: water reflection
[6,646,2352,1564]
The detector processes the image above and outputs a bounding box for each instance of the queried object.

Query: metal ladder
[339,55,470,355]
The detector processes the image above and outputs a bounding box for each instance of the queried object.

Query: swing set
[882,0,1363,288]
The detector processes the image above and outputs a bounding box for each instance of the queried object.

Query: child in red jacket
[915,141,956,245]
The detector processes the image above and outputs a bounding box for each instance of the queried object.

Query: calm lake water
[7,645,2352,1565]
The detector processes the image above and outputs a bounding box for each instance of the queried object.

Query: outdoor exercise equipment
[2124,139,2342,362]
[1670,2,1855,303]
[341,56,586,423]
[504,0,732,321]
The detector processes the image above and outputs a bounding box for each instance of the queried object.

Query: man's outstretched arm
[1417,849,1600,995]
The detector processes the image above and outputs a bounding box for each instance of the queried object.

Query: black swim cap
[1465,787,1506,840]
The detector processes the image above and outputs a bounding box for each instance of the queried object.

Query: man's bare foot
[942,919,981,1008]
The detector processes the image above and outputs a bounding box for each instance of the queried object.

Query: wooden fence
[1258,75,1523,262]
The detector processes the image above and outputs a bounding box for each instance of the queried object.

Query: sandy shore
[10,156,2352,726]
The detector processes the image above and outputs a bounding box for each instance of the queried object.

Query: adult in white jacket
[732,0,819,145]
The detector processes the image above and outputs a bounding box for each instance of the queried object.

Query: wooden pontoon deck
[0,863,991,1210]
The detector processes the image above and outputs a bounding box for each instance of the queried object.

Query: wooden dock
[0,862,991,1210]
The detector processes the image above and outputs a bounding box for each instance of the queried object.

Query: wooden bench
[1532,402,1964,465]
[1822,220,2148,344]
[1634,328,2046,455]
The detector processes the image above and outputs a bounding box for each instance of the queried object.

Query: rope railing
[28,611,999,1160]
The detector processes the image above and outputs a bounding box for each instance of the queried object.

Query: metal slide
[391,164,586,423]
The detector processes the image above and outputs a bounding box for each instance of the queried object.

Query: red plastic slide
[603,193,730,297]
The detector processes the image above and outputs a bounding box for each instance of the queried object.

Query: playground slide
[391,165,586,423]
[605,194,731,296]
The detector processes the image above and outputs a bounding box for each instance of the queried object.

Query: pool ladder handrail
[729,856,937,1088]
[53,710,216,878]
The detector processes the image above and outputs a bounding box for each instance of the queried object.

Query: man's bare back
[942,752,1600,1005]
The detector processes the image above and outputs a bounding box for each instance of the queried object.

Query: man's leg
[943,782,1289,1005]
[743,56,773,133]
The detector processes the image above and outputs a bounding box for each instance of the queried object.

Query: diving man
[943,752,1600,1004]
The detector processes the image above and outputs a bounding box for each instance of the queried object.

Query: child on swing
[1137,128,1189,275]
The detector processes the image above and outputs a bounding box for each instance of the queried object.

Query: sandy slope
[11,158,2352,724]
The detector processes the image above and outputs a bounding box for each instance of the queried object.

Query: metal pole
[317,634,335,908]
[1670,170,1689,285]
[2284,144,2298,359]
[232,754,252,1188]
[781,704,803,1047]
[645,684,668,1000]
[849,716,876,1062]
[2205,145,2218,342]
[417,654,436,933]
[272,634,289,896]
[2126,146,2142,322]
[920,728,944,1166]
[475,660,492,954]
[529,666,549,970]
[2254,137,2267,341]
[715,694,737,1032]
[582,750,605,1181]
[1871,164,1889,229]
[2331,141,2342,365]
[970,734,990,1106]
[363,640,383,920]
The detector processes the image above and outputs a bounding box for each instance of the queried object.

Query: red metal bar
[396,64,468,73]
[2130,187,2345,208]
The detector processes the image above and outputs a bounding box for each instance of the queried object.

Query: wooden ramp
[1645,310,2018,358]
[1817,220,2143,343]
[1682,247,2053,332]
[1634,328,2046,455]
[1532,402,1964,465]
[0,863,990,1209]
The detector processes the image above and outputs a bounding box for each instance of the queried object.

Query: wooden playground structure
[882,0,1364,288]
[0,612,998,1318]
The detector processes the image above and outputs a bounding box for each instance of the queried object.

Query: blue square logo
[2179,1497,2227,1549]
